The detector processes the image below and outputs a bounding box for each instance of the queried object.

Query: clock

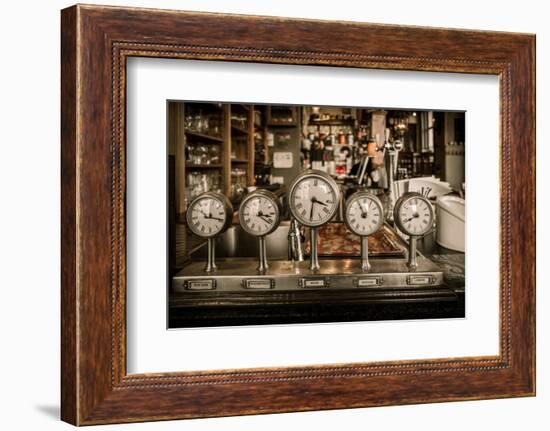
[239,189,281,237]
[288,170,341,271]
[344,191,384,237]
[186,192,233,272]
[393,192,435,270]
[288,170,340,228]
[239,189,282,273]
[186,192,233,238]
[344,191,384,272]
[394,192,435,237]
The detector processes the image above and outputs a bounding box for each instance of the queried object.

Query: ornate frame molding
[61,5,534,425]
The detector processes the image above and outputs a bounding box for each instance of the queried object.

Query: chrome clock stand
[360,236,371,272]
[344,191,385,273]
[257,235,269,273]
[309,227,320,272]
[205,238,217,273]
[287,170,341,273]
[406,236,419,271]
[393,192,435,272]
[237,189,283,274]
[185,191,234,274]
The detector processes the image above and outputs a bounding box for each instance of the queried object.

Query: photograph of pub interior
[168,102,465,328]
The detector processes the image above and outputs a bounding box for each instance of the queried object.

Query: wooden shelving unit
[168,101,256,216]
[222,104,232,198]
[266,105,298,126]
[184,130,224,142]
[185,164,223,169]
[230,125,249,135]
[252,106,270,187]
[309,118,355,127]
[227,103,255,202]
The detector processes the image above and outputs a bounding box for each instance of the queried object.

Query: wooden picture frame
[61,4,535,425]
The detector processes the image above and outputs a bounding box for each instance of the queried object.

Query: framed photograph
[61,4,535,425]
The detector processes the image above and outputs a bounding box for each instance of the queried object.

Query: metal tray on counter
[303,222,406,258]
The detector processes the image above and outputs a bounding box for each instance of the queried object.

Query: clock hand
[403,213,420,223]
[258,214,273,224]
[309,199,315,221]
[206,213,224,222]
[255,209,272,223]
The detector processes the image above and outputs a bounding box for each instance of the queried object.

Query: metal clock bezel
[238,189,282,237]
[393,191,435,237]
[186,192,234,238]
[344,191,384,236]
[288,169,340,228]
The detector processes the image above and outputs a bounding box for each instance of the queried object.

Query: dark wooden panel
[168,295,463,328]
[60,5,77,425]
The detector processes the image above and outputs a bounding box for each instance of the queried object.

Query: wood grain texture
[60,4,536,425]
[60,6,78,425]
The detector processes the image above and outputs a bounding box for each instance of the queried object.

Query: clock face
[239,191,280,236]
[395,193,434,236]
[345,192,384,236]
[289,171,339,227]
[186,193,232,238]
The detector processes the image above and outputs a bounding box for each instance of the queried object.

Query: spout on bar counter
[288,218,305,262]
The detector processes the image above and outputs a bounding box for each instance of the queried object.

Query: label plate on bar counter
[299,277,330,288]
[407,275,435,286]
[243,279,274,290]
[354,276,383,287]
[185,279,216,290]
[172,258,445,293]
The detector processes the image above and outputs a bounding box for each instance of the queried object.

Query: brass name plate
[407,275,435,286]
[299,277,329,288]
[186,279,216,290]
[354,276,383,287]
[243,279,274,289]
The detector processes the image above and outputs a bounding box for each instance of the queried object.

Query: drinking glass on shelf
[231,113,247,130]
[209,114,221,137]
[192,110,203,132]
[210,173,221,193]
[186,170,223,200]
[209,145,220,164]
[230,167,247,201]
[201,116,209,134]
[196,143,208,164]
[185,114,193,130]
[186,144,195,164]
[187,172,203,198]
